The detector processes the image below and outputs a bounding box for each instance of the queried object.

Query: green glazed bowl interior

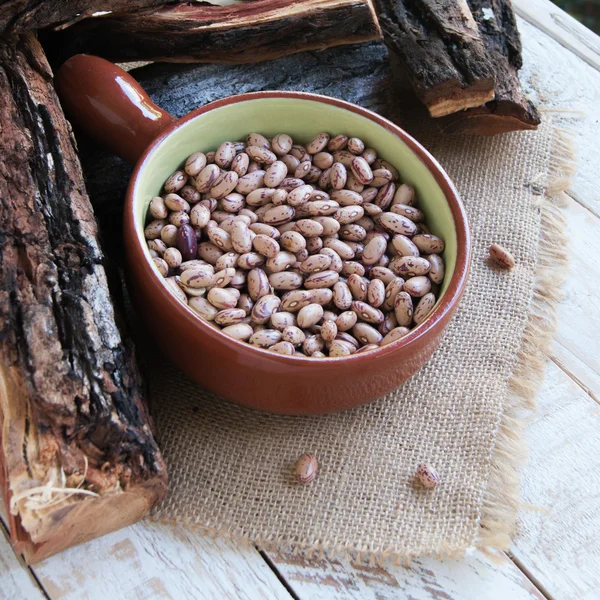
[134,95,459,332]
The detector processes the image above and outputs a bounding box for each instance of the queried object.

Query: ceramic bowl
[56,55,471,414]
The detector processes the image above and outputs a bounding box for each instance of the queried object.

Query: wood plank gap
[507,551,556,600]
[513,0,600,72]
[0,516,51,600]
[550,354,600,406]
[25,568,52,600]
[256,546,300,600]
[503,550,554,600]
[565,190,600,221]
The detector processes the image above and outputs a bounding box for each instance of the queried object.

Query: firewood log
[376,0,496,117]
[0,0,176,34]
[0,32,167,563]
[438,0,540,135]
[377,0,539,134]
[40,0,382,66]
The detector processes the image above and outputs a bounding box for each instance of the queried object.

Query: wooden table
[2,1,599,597]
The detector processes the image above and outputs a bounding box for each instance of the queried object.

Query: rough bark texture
[439,0,541,134]
[0,0,177,34]
[376,0,496,117]
[377,0,539,133]
[40,0,382,66]
[0,33,167,563]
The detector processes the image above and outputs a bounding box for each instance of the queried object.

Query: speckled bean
[351,301,384,324]
[281,290,314,312]
[189,296,219,321]
[282,326,306,345]
[304,270,339,289]
[381,327,410,346]
[378,213,418,236]
[185,152,207,177]
[348,273,368,301]
[403,276,432,297]
[271,311,296,330]
[367,278,385,307]
[413,292,436,324]
[413,234,445,254]
[247,268,271,301]
[215,308,247,326]
[251,294,281,324]
[394,291,414,326]
[310,288,333,306]
[353,322,382,345]
[263,205,295,226]
[222,323,254,341]
[250,329,283,348]
[300,254,331,274]
[253,234,280,258]
[269,271,304,290]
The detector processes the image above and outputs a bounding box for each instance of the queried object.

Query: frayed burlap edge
[149,123,576,566]
[477,122,575,555]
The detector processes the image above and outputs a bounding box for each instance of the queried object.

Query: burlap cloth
[108,46,573,563]
[145,117,572,563]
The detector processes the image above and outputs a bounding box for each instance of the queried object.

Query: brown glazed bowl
[56,55,471,415]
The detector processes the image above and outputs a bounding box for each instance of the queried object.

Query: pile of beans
[144,132,445,358]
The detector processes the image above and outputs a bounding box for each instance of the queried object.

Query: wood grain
[376,0,496,117]
[437,0,540,135]
[517,17,600,217]
[264,550,546,600]
[552,348,600,407]
[516,17,600,384]
[30,521,291,600]
[0,520,46,600]
[553,196,600,390]
[41,0,382,66]
[513,0,600,72]
[511,360,600,599]
[0,0,176,34]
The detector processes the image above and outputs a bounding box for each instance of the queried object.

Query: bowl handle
[55,54,175,165]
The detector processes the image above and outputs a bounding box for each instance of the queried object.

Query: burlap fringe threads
[477,125,575,555]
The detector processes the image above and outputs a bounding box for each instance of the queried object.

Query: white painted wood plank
[552,345,600,405]
[30,521,290,600]
[0,521,46,600]
[265,550,545,600]
[511,360,600,600]
[518,18,600,217]
[513,0,600,72]
[552,195,600,387]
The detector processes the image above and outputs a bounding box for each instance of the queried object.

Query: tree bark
[40,0,382,67]
[0,32,167,563]
[377,0,540,134]
[438,0,540,135]
[376,0,496,117]
[0,0,177,34]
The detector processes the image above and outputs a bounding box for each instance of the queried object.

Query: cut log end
[426,85,495,118]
